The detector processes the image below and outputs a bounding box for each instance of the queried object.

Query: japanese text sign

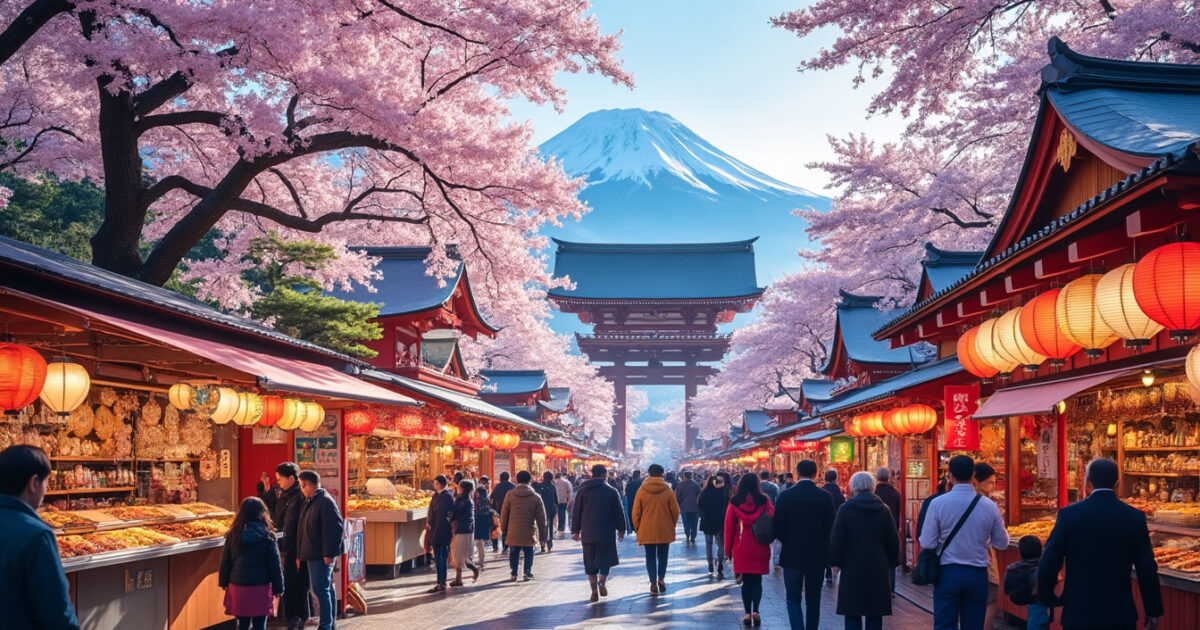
[943,385,980,450]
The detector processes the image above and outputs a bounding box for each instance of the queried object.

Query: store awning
[799,428,843,442]
[972,368,1137,419]
[50,298,419,407]
[361,370,559,434]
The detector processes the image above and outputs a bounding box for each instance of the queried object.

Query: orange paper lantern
[0,343,47,414]
[1018,289,1081,365]
[881,408,905,435]
[957,327,999,379]
[259,395,286,427]
[1132,241,1200,339]
[900,404,938,434]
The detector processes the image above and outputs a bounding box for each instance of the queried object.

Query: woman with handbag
[724,473,774,626]
[447,479,480,587]
[829,472,900,630]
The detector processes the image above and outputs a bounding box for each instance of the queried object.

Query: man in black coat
[773,460,835,630]
[492,471,516,551]
[822,469,847,583]
[426,474,454,591]
[297,470,345,630]
[571,464,627,602]
[1038,458,1162,630]
[873,467,902,589]
[258,462,310,630]
[624,470,644,532]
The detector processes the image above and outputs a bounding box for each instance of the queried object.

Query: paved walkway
[345,526,936,629]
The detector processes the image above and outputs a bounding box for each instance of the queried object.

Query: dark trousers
[557,503,568,532]
[544,512,555,549]
[784,567,825,630]
[281,554,310,623]
[509,546,534,576]
[236,617,266,630]
[644,543,670,581]
[741,573,763,613]
[433,545,450,585]
[934,564,988,630]
[681,512,699,541]
[844,616,882,630]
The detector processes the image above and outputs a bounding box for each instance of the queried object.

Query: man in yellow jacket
[631,463,680,595]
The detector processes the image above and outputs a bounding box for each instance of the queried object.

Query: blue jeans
[783,567,824,630]
[681,512,699,541]
[509,546,534,576]
[1026,603,1051,630]
[844,616,882,630]
[557,503,568,531]
[622,497,631,529]
[306,560,336,630]
[933,564,988,630]
[433,545,449,585]
[644,543,669,581]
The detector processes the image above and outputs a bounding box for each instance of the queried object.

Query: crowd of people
[0,441,1166,630]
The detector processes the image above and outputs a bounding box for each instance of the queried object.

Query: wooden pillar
[613,376,627,455]
[684,378,698,451]
[1056,409,1068,507]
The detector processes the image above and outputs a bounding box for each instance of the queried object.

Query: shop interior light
[0,342,47,414]
[1107,423,1118,437]
[1141,369,1155,387]
[1055,274,1120,358]
[39,359,91,416]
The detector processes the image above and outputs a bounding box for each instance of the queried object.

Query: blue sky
[508,0,904,193]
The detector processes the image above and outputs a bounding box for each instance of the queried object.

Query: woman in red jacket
[725,473,774,626]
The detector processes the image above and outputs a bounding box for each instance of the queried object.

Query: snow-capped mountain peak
[540,108,819,199]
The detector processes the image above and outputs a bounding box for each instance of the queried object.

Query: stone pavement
[344,525,936,630]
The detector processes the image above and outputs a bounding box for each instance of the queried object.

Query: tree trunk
[89,79,148,278]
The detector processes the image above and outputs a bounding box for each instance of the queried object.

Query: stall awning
[361,370,558,433]
[50,298,419,407]
[972,368,1137,419]
[799,428,843,442]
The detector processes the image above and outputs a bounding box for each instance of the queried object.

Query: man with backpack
[1004,535,1049,630]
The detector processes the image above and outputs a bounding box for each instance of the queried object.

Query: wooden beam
[1127,205,1184,238]
[1034,249,1080,279]
[956,294,990,319]
[1003,267,1042,294]
[979,286,1009,307]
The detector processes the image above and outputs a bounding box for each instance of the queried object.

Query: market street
[347,526,934,630]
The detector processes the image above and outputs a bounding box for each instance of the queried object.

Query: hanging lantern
[881,408,905,435]
[168,382,195,411]
[974,318,1020,375]
[509,433,521,450]
[1018,289,1082,367]
[753,449,770,461]
[441,423,460,445]
[207,387,241,425]
[298,401,325,431]
[901,404,938,434]
[993,307,1045,371]
[1096,263,1164,349]
[860,411,884,437]
[1056,274,1120,358]
[344,405,377,435]
[1186,346,1200,391]
[231,392,264,426]
[957,326,999,379]
[259,395,286,427]
[0,343,47,414]
[276,398,304,430]
[39,359,91,416]
[1133,241,1200,340]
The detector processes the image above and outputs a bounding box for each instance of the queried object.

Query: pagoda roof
[742,409,774,434]
[479,369,549,396]
[819,291,928,374]
[813,356,964,416]
[538,387,572,414]
[801,379,836,403]
[921,243,982,295]
[546,239,764,300]
[331,247,498,335]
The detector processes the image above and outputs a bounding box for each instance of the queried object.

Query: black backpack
[1003,560,1038,605]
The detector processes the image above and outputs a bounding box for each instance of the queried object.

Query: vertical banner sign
[829,436,855,463]
[944,385,980,450]
[1037,422,1057,478]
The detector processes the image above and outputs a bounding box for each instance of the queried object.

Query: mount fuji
[538,108,831,281]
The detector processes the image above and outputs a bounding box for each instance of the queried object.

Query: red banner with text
[944,385,980,450]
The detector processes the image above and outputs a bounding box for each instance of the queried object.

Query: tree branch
[0,0,73,66]
[0,124,80,170]
[929,206,991,229]
[374,0,486,45]
[136,110,229,133]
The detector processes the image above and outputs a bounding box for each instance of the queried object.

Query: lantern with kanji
[1018,289,1081,367]
[344,406,377,434]
[1133,241,1200,340]
[1056,274,1120,358]
[0,343,47,414]
[1096,263,1163,349]
[259,395,286,427]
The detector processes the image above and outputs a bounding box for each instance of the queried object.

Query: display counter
[348,500,432,577]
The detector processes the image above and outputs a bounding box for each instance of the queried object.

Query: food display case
[347,434,436,576]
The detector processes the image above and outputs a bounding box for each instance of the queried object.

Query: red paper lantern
[344,405,377,435]
[259,395,286,427]
[957,327,998,379]
[900,404,938,434]
[0,343,47,414]
[1133,241,1200,339]
[1019,289,1082,364]
[394,408,423,434]
[881,408,904,435]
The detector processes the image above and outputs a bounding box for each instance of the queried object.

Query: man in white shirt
[553,472,572,535]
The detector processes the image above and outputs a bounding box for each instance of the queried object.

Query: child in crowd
[474,486,495,571]
[1004,535,1050,630]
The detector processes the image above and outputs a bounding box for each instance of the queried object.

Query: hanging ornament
[207,387,240,425]
[881,408,905,435]
[957,326,999,379]
[1056,274,1120,358]
[974,318,1020,375]
[231,392,264,426]
[901,404,938,434]
[1132,241,1200,340]
[1186,346,1200,392]
[0,343,47,414]
[344,406,377,435]
[276,398,304,431]
[39,359,91,416]
[1018,289,1082,367]
[168,382,195,411]
[298,401,325,432]
[1096,263,1164,349]
[259,395,286,427]
[993,307,1046,371]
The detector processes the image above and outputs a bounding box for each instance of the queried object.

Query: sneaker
[523,573,534,582]
[708,560,714,574]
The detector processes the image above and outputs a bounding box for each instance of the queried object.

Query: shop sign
[219,449,232,479]
[944,385,980,450]
[829,436,855,463]
[1037,422,1057,478]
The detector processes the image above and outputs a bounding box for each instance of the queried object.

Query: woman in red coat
[725,473,774,626]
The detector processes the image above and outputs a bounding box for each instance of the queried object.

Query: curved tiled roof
[479,370,549,396]
[547,239,764,300]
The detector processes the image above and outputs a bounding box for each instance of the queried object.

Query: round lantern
[1056,274,1120,358]
[207,387,241,425]
[842,417,857,438]
[298,401,325,431]
[0,342,47,414]
[753,449,770,461]
[1187,346,1200,391]
[231,392,264,426]
[957,326,999,379]
[974,318,1020,375]
[168,382,195,411]
[881,408,905,435]
[1018,289,1082,366]
[993,307,1045,371]
[901,403,938,434]
[863,411,886,437]
[1096,263,1164,349]
[476,429,490,449]
[39,359,91,416]
[344,406,377,435]
[1133,241,1200,339]
[276,398,304,430]
[259,395,286,427]
[394,408,423,434]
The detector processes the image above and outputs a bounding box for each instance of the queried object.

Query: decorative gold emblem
[1057,129,1077,172]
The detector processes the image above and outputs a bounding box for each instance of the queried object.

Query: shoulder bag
[912,494,981,586]
[750,506,774,546]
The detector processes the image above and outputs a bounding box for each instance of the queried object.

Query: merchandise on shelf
[348,484,433,511]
